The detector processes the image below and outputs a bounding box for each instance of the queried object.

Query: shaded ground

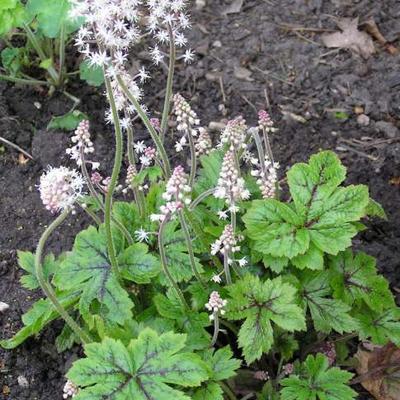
[1,0,399,398]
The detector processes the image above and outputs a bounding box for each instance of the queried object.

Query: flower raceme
[155,165,191,220]
[39,167,85,213]
[205,291,227,320]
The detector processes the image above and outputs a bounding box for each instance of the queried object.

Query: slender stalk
[160,24,176,141]
[210,312,220,347]
[187,131,197,188]
[35,209,91,344]
[103,74,124,280]
[252,128,266,172]
[158,215,189,309]
[219,381,237,400]
[126,125,146,217]
[231,208,237,233]
[117,76,171,177]
[0,136,34,159]
[0,73,50,86]
[23,23,59,84]
[80,203,102,225]
[80,148,133,244]
[262,127,274,164]
[178,211,205,288]
[220,319,239,335]
[224,254,232,285]
[189,188,215,211]
[58,23,66,86]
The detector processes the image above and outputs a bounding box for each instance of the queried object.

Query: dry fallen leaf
[322,18,375,59]
[355,342,400,400]
[234,66,253,81]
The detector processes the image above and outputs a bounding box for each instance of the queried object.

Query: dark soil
[1,0,400,398]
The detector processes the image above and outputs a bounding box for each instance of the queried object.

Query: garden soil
[1,0,400,398]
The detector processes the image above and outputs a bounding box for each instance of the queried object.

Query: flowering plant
[2,1,400,399]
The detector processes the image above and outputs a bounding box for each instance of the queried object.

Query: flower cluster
[205,291,227,320]
[195,127,212,156]
[214,150,250,207]
[282,363,294,376]
[63,379,78,399]
[251,156,279,199]
[173,93,200,152]
[220,116,247,149]
[147,0,194,63]
[70,0,141,68]
[155,165,191,220]
[39,167,84,213]
[122,164,137,194]
[211,224,241,256]
[258,110,277,133]
[66,120,98,169]
[318,342,336,366]
[134,142,157,167]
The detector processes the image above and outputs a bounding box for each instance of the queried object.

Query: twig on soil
[0,136,34,160]
[219,76,227,103]
[336,143,378,161]
[263,87,271,111]
[278,23,335,33]
[252,66,294,86]
[293,30,321,46]
[240,94,257,112]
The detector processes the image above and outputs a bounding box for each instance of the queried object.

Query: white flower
[134,141,146,154]
[137,67,150,83]
[150,213,163,222]
[205,291,227,319]
[63,379,78,399]
[211,224,241,256]
[238,257,248,267]
[134,228,150,243]
[39,167,85,213]
[211,274,222,284]
[217,210,228,220]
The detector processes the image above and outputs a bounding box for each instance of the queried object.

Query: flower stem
[187,130,197,188]
[178,211,205,288]
[35,209,92,344]
[126,125,146,217]
[189,188,215,211]
[23,23,60,85]
[0,73,50,86]
[117,76,171,177]
[224,254,232,285]
[58,23,66,86]
[210,312,220,347]
[80,148,133,245]
[103,74,124,281]
[158,215,189,310]
[160,24,176,141]
[219,381,237,400]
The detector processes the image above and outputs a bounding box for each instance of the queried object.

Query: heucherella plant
[2,1,400,399]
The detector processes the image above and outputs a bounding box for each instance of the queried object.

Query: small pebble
[375,121,399,138]
[33,102,42,110]
[0,302,9,313]
[357,114,370,126]
[212,40,222,48]
[208,121,226,131]
[17,376,29,388]
[195,0,206,10]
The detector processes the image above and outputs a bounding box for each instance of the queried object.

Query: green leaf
[280,353,356,400]
[154,292,211,350]
[54,226,133,326]
[26,0,82,38]
[243,199,309,258]
[202,346,241,381]
[244,151,370,260]
[68,329,209,400]
[79,60,104,87]
[18,250,57,290]
[329,250,394,312]
[0,0,18,11]
[0,2,26,36]
[118,242,160,284]
[300,271,357,334]
[0,292,78,349]
[226,275,305,364]
[39,57,53,70]
[159,222,203,285]
[47,110,88,131]
[112,201,142,238]
[1,47,23,76]
[193,382,223,400]
[357,307,400,347]
[263,254,289,273]
[287,151,346,219]
[56,323,78,352]
[365,198,387,219]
